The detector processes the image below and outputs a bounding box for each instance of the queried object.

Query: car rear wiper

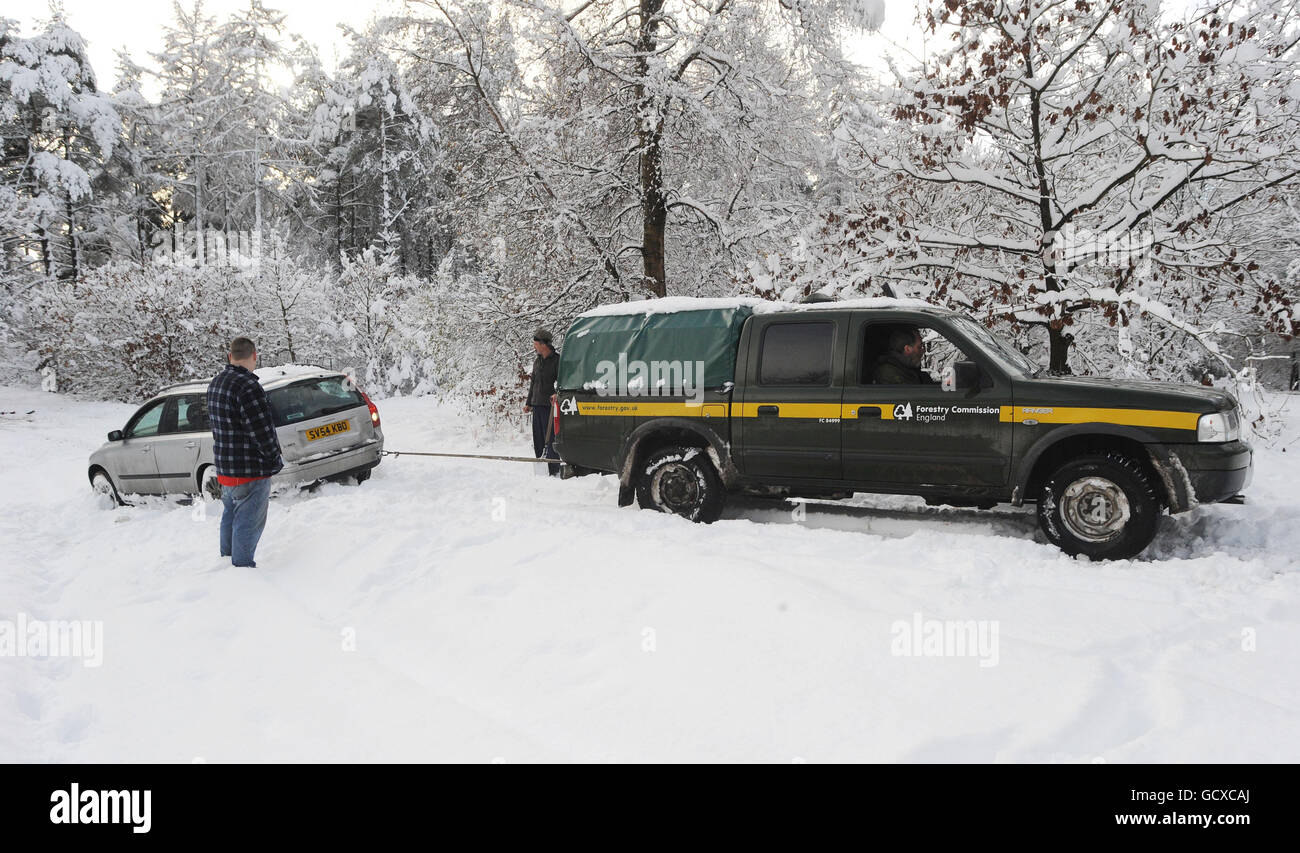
[317,403,358,417]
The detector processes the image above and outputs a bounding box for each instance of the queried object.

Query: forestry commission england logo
[893,402,913,421]
[559,396,578,415]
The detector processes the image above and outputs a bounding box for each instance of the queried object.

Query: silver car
[88,367,384,503]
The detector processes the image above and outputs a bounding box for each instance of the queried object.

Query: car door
[110,398,167,494]
[735,314,846,481]
[841,314,1015,488]
[152,394,210,494]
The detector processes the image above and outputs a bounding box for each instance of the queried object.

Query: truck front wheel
[636,445,726,524]
[1037,452,1161,560]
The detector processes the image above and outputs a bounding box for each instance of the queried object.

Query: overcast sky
[17,0,403,88]
[12,0,926,92]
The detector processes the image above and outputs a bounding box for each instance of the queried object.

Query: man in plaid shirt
[207,337,283,567]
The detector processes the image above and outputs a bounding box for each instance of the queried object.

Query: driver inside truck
[869,325,937,385]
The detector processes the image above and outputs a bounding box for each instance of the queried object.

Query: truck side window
[759,322,833,385]
[862,324,970,385]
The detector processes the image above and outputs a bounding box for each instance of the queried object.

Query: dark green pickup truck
[552,298,1252,559]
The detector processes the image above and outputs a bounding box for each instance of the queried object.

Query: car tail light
[361,390,380,428]
[551,396,560,436]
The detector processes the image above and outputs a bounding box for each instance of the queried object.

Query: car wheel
[635,445,726,523]
[91,470,121,508]
[200,466,222,501]
[1037,452,1161,560]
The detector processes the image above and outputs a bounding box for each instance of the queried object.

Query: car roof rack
[157,379,208,393]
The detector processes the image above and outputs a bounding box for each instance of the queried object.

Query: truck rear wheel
[1037,452,1161,560]
[636,445,726,523]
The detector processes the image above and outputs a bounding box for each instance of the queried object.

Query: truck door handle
[858,406,882,418]
[757,405,779,416]
[184,441,197,448]
[140,447,152,453]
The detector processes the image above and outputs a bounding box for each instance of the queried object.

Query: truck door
[736,314,845,481]
[841,315,1014,488]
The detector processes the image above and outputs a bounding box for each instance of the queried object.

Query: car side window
[173,394,210,432]
[124,399,167,438]
[759,322,834,386]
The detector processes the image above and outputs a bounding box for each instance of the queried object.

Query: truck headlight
[1197,408,1240,443]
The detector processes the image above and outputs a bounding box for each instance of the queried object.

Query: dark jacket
[207,364,284,478]
[527,349,560,407]
[870,352,936,385]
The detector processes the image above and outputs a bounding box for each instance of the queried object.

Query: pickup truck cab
[552,297,1251,560]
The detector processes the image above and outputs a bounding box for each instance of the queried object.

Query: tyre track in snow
[5,387,1300,761]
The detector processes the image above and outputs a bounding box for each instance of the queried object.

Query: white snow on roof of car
[575,295,943,319]
[255,364,342,388]
[153,364,340,397]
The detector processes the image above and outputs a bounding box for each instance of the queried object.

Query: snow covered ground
[2,384,1298,762]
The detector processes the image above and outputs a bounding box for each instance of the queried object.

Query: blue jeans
[219,477,271,567]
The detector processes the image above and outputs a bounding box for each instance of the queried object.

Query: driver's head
[888,325,924,367]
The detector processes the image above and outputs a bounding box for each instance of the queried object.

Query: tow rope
[381,450,557,464]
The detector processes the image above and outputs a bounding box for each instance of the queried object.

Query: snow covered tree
[388,0,883,397]
[304,27,435,272]
[0,12,120,286]
[148,1,299,265]
[863,0,1300,374]
[105,50,170,266]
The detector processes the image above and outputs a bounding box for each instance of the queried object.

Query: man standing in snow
[524,328,561,476]
[207,337,283,567]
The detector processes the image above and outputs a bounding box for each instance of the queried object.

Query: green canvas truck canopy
[558,303,754,391]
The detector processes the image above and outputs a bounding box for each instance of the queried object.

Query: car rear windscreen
[268,377,366,427]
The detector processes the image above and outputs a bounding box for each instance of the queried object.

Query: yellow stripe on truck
[999,405,1198,430]
[572,400,743,418]
[575,400,846,419]
[574,401,726,418]
[842,403,900,420]
[731,402,844,419]
[574,400,1198,430]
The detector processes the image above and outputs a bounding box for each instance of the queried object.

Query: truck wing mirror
[107,429,124,441]
[942,361,982,392]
